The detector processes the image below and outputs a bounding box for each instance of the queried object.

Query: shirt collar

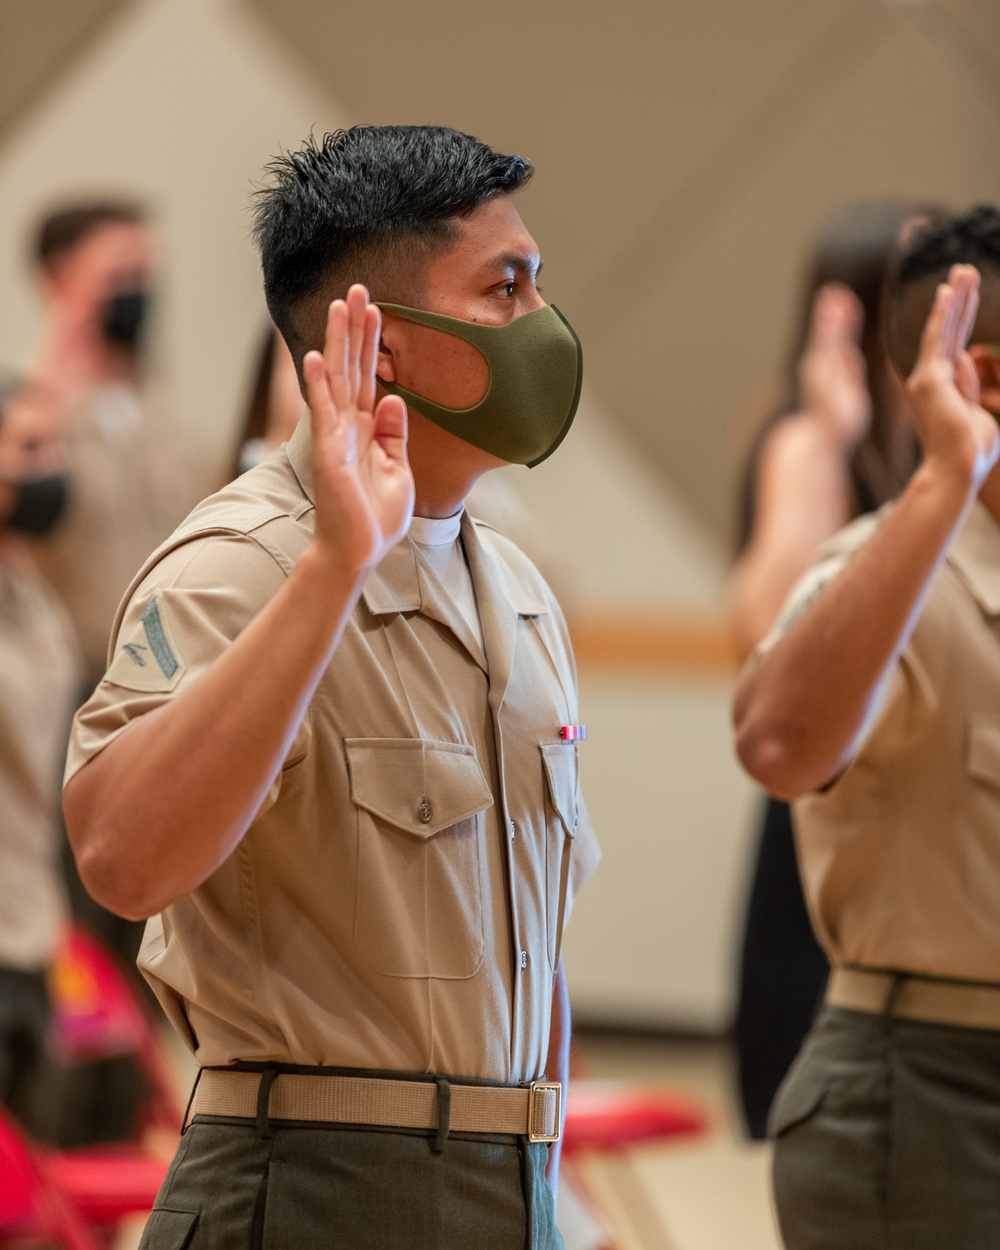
[284,417,548,619]
[949,501,1000,616]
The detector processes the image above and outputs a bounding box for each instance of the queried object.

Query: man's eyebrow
[482,252,543,277]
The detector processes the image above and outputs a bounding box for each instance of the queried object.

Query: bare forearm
[65,544,366,918]
[731,416,855,659]
[734,460,973,797]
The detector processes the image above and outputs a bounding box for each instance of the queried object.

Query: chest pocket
[346,738,493,979]
[541,744,579,971]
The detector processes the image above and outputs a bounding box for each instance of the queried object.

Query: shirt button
[509,820,516,840]
[520,950,528,971]
[418,799,433,824]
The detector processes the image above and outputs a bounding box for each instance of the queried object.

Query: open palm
[907,264,1000,492]
[303,285,414,576]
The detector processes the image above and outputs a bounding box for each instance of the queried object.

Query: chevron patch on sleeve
[104,595,187,692]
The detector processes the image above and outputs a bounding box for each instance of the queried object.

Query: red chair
[45,1147,170,1228]
[562,1080,707,1155]
[0,1110,106,1250]
[0,1109,168,1248]
[49,925,185,1137]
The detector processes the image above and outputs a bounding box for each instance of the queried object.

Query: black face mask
[5,474,70,535]
[102,290,149,349]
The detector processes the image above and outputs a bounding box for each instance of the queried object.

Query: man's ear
[375,317,400,385]
[968,344,1000,414]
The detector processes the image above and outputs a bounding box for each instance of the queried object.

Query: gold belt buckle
[528,1080,562,1143]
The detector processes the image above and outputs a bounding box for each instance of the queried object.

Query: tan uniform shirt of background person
[0,553,80,970]
[28,385,197,688]
[66,419,601,1080]
[757,501,1000,983]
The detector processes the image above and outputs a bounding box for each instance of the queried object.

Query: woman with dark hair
[730,202,931,1139]
[230,325,305,480]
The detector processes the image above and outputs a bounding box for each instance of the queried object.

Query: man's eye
[500,281,515,297]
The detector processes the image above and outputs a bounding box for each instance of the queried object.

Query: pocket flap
[140,1208,198,1249]
[346,738,493,837]
[967,714,1000,788]
[767,1063,828,1138]
[541,743,579,836]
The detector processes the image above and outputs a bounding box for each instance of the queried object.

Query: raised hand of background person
[906,264,1000,495]
[303,285,414,581]
[798,283,871,452]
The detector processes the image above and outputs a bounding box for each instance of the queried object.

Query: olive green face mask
[375,302,583,466]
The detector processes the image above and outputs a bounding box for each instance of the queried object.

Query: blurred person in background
[735,211,1000,1247]
[13,200,197,1145]
[19,199,197,694]
[230,325,304,479]
[729,203,928,1139]
[0,376,80,1140]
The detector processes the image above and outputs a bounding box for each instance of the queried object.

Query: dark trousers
[734,797,829,1139]
[772,1005,1000,1249]
[0,965,50,1138]
[140,1116,561,1249]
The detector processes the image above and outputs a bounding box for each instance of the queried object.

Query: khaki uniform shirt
[764,502,1000,983]
[0,548,80,970]
[29,384,197,687]
[66,419,600,1079]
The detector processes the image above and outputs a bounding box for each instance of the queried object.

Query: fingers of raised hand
[323,299,352,413]
[357,303,382,416]
[812,284,862,350]
[304,350,334,427]
[346,284,370,400]
[371,394,408,465]
[951,265,981,357]
[917,281,955,373]
[955,351,982,406]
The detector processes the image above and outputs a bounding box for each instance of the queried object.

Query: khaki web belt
[827,967,1000,1031]
[189,1069,561,1143]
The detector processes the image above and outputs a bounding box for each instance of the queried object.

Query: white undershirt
[409,509,484,651]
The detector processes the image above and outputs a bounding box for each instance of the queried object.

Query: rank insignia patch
[104,595,186,692]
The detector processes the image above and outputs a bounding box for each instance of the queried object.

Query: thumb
[955,351,982,405]
[372,395,408,465]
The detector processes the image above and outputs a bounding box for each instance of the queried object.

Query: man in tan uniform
[735,206,1000,1248]
[64,126,598,1248]
[0,379,80,1136]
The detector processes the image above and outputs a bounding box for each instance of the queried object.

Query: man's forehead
[445,197,540,270]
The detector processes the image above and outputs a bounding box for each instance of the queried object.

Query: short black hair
[895,204,1000,288]
[252,126,532,366]
[33,200,146,267]
[888,204,1000,376]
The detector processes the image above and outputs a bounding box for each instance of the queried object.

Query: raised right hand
[907,264,1000,494]
[798,282,871,451]
[303,285,415,579]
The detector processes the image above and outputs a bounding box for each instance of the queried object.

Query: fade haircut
[252,126,533,370]
[894,204,1000,287]
[888,204,1000,375]
[34,201,146,268]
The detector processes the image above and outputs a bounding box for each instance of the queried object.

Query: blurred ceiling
[0,0,128,144]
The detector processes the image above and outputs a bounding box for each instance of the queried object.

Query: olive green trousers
[771,1005,1000,1249]
[139,1114,561,1250]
